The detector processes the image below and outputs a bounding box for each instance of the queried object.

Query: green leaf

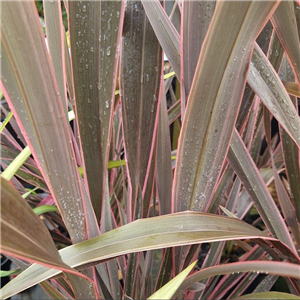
[148,260,198,299]
[0,111,13,132]
[0,269,21,278]
[78,160,126,176]
[1,146,32,181]
[33,205,58,216]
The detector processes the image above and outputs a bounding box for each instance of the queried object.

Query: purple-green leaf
[180,261,300,291]
[0,178,83,277]
[247,43,300,147]
[1,1,87,243]
[120,0,162,221]
[69,1,124,222]
[142,0,180,78]
[227,129,296,253]
[1,211,270,299]
[156,84,172,215]
[181,0,216,99]
[173,1,279,213]
[271,1,300,83]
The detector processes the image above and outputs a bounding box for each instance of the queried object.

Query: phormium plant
[1,1,300,299]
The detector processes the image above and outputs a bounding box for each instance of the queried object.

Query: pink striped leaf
[69,1,124,222]
[1,1,87,244]
[1,211,270,299]
[271,1,300,83]
[180,261,300,292]
[173,1,279,213]
[227,129,296,253]
[120,0,162,221]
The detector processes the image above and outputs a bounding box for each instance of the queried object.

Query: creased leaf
[181,0,215,98]
[271,1,300,83]
[156,83,172,215]
[44,0,68,114]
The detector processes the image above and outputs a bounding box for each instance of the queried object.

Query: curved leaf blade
[180,261,300,291]
[1,211,269,298]
[233,291,300,300]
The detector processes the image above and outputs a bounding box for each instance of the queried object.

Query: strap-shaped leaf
[227,129,296,253]
[1,211,269,299]
[173,1,279,212]
[120,0,162,221]
[247,43,300,147]
[180,261,300,291]
[142,0,180,78]
[1,1,86,243]
[271,1,300,83]
[233,291,300,299]
[181,1,216,98]
[69,1,124,221]
[282,81,300,98]
[156,84,172,215]
[44,0,68,114]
